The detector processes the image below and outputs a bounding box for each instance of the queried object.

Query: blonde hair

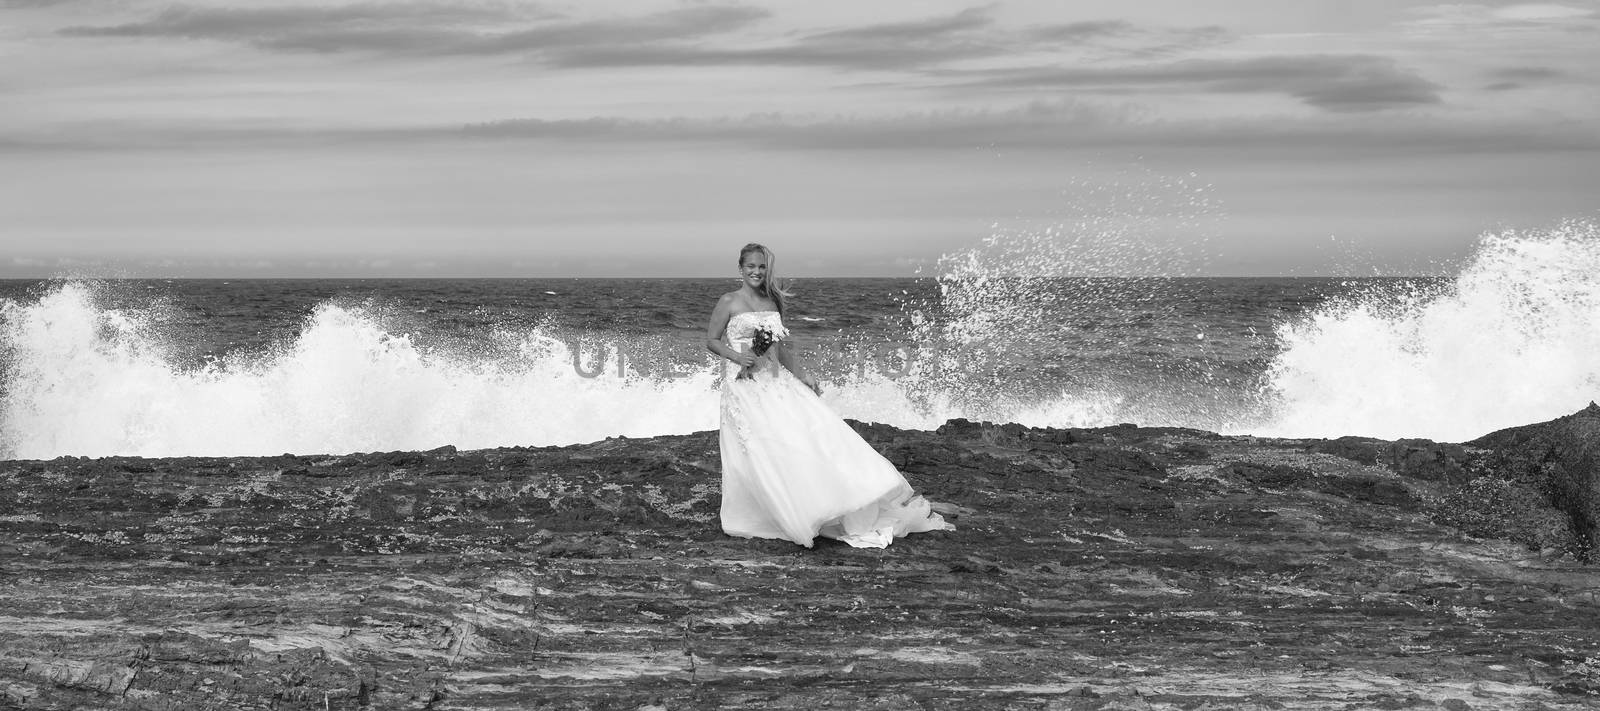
[738,243,792,316]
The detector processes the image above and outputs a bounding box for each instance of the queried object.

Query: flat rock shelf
[4,408,1600,710]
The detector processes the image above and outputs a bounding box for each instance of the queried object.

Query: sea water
[2,220,1598,459]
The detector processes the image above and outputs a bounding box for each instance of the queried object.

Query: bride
[705,243,952,548]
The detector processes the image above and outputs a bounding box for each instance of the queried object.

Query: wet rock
[1467,402,1600,558]
[2,415,1597,709]
[1309,436,1386,465]
[1386,439,1473,482]
[1433,476,1575,555]
[1228,461,1312,488]
[1319,474,1421,511]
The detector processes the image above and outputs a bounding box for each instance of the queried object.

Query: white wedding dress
[718,311,952,548]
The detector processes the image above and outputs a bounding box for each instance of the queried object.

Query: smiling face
[739,251,769,290]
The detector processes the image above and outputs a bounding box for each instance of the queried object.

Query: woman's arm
[706,293,757,371]
[774,340,821,394]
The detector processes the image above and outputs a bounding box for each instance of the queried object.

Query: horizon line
[0,273,1448,281]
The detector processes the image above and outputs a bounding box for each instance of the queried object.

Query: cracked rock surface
[4,409,1600,710]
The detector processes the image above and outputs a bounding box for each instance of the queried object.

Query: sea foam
[0,284,721,459]
[3,219,1598,457]
[1260,219,1600,441]
[0,279,1134,458]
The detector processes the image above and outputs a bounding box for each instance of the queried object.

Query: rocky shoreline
[3,407,1600,710]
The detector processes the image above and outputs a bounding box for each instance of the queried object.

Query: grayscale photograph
[1,1,1597,708]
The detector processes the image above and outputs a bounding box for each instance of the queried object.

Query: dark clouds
[47,4,1439,113]
[466,6,768,53]
[60,3,526,40]
[456,101,1596,157]
[546,7,998,70]
[1024,20,1135,43]
[548,38,1000,71]
[1484,65,1568,91]
[59,4,770,55]
[52,3,1225,74]
[554,11,1165,70]
[802,6,992,42]
[8,2,1595,279]
[16,96,1593,159]
[458,101,1124,151]
[961,55,1441,111]
[552,8,1223,72]
[57,3,1000,69]
[1497,66,1567,80]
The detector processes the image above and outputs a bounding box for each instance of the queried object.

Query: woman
[705,243,952,548]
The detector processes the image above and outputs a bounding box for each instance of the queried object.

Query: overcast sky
[2,0,1596,277]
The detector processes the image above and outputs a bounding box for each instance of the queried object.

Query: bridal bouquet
[738,327,779,380]
[750,327,777,357]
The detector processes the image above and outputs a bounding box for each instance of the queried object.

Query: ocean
[3,220,1598,459]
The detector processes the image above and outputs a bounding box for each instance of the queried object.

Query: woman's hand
[732,350,758,379]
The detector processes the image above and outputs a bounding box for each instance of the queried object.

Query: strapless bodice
[726,310,788,347]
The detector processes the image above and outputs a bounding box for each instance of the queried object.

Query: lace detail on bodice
[726,310,788,349]
[720,310,789,412]
[720,311,785,449]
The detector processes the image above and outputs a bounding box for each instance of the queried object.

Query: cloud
[544,6,1006,70]
[453,100,1598,158]
[60,3,523,39]
[1492,66,1569,80]
[1408,2,1600,29]
[53,3,1232,75]
[554,12,1226,71]
[958,55,1442,112]
[1024,20,1135,43]
[58,4,1004,69]
[1484,65,1569,90]
[1126,25,1234,59]
[57,2,513,59]
[457,5,770,54]
[59,3,769,56]
[11,97,1594,158]
[1493,4,1597,22]
[548,38,996,71]
[457,101,1128,150]
[1020,21,1232,62]
[801,6,993,43]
